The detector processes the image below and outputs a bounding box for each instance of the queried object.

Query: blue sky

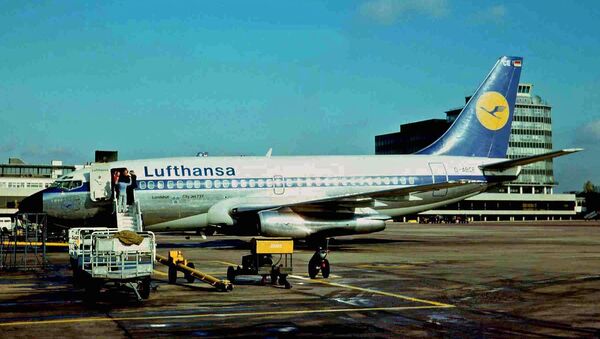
[0,0,599,192]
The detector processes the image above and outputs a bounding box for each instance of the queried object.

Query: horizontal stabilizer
[480,148,583,171]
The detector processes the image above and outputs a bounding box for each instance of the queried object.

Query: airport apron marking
[153,269,222,277]
[2,265,453,327]
[0,305,452,327]
[211,260,238,266]
[12,241,68,247]
[209,261,453,308]
[290,275,454,307]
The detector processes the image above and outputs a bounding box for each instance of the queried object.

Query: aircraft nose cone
[18,190,44,214]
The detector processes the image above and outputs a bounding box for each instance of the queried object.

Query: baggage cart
[68,228,156,301]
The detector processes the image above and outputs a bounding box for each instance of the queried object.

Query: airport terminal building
[375,83,578,221]
[0,158,77,217]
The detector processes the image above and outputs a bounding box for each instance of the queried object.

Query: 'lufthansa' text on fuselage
[143,165,236,178]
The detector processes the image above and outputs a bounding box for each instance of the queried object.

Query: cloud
[555,120,600,192]
[576,119,600,143]
[0,142,16,153]
[583,120,600,140]
[473,5,507,24]
[359,0,449,25]
[488,5,506,18]
[23,146,77,158]
[17,145,82,164]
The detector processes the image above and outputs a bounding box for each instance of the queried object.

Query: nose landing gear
[308,239,330,279]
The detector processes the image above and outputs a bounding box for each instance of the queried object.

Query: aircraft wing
[231,179,485,215]
[480,148,582,171]
[292,180,483,205]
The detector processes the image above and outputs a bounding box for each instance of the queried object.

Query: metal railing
[132,200,143,232]
[0,213,47,271]
[113,198,143,232]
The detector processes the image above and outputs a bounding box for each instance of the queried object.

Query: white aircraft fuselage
[40,154,499,233]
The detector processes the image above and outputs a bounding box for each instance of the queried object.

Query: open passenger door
[89,163,113,201]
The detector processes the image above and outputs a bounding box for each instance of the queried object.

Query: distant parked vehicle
[0,217,14,234]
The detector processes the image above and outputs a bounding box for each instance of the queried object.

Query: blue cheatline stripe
[134,175,487,191]
[44,182,90,194]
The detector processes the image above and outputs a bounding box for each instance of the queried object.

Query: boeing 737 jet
[19,56,580,277]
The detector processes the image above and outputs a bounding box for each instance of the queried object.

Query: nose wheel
[308,257,330,279]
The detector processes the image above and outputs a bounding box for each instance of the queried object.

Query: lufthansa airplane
[20,56,579,275]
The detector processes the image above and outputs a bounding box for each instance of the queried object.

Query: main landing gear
[308,239,330,279]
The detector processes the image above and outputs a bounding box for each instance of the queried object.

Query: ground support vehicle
[227,238,293,289]
[68,228,156,301]
[155,251,233,291]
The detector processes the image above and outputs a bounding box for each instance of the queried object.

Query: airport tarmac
[1,221,599,337]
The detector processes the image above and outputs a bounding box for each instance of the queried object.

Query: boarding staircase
[115,200,143,232]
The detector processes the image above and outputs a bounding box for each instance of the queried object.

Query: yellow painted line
[0,305,452,327]
[46,242,69,247]
[213,260,455,307]
[289,275,454,308]
[209,259,452,308]
[153,270,168,276]
[356,264,416,269]
[211,260,237,266]
[11,242,68,247]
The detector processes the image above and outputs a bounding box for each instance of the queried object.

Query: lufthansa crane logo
[475,91,509,131]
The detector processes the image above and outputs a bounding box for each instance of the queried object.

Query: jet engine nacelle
[258,208,386,239]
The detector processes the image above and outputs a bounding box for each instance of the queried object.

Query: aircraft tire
[227,266,236,283]
[321,259,330,279]
[73,268,83,287]
[185,262,195,283]
[138,277,151,300]
[270,271,279,285]
[168,265,177,284]
[84,280,100,302]
[308,258,319,279]
[280,275,291,289]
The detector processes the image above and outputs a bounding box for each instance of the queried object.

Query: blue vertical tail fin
[416,56,522,158]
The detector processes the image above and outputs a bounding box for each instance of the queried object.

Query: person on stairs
[117,169,132,213]
[127,170,137,206]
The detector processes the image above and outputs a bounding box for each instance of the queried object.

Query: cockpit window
[51,180,83,190]
[69,181,83,190]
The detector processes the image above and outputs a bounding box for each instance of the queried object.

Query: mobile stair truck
[68,227,156,301]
